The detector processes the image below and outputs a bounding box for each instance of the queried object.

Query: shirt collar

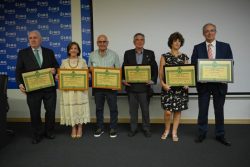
[98,49,108,57]
[32,46,42,52]
[135,48,144,54]
[206,40,216,47]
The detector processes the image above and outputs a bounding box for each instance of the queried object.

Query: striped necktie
[207,43,213,59]
[34,49,42,67]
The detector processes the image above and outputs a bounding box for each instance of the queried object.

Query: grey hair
[28,30,42,38]
[202,23,216,33]
[133,33,145,40]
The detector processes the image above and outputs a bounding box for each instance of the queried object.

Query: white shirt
[206,40,216,59]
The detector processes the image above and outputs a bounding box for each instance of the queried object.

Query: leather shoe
[143,130,152,138]
[195,135,206,143]
[6,129,15,136]
[44,132,55,139]
[128,130,137,137]
[216,136,231,146]
[32,136,42,144]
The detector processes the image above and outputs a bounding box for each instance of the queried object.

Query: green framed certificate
[92,67,121,90]
[22,68,55,92]
[58,69,88,90]
[124,65,151,83]
[198,59,234,82]
[164,65,196,86]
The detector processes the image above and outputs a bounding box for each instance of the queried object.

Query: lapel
[202,42,208,59]
[40,47,45,67]
[28,47,40,68]
[215,41,221,59]
[132,49,137,64]
[142,50,148,64]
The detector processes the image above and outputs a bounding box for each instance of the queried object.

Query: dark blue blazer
[191,41,233,95]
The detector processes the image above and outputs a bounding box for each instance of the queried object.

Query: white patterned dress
[60,58,90,126]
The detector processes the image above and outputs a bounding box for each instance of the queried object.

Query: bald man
[88,34,120,138]
[16,30,59,144]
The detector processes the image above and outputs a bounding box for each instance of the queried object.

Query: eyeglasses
[204,29,216,33]
[97,41,108,44]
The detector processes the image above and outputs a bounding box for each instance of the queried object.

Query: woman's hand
[55,74,59,81]
[162,83,171,91]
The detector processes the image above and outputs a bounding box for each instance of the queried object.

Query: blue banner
[0,0,72,88]
[81,0,93,64]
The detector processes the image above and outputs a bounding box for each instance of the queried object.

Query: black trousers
[26,89,57,136]
[0,107,7,148]
[0,74,8,147]
[94,91,118,130]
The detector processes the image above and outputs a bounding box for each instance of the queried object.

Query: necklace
[68,58,79,68]
[170,51,181,57]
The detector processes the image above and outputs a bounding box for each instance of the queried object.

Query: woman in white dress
[59,42,90,138]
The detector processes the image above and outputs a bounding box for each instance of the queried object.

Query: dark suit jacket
[15,46,59,92]
[0,75,8,113]
[191,41,233,95]
[122,49,158,93]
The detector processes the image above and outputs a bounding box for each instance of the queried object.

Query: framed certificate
[92,67,122,90]
[22,68,55,92]
[58,69,88,90]
[164,65,196,86]
[198,59,234,83]
[124,65,151,83]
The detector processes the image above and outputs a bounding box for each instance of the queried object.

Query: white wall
[6,0,250,123]
[93,0,250,93]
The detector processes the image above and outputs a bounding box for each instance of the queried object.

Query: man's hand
[123,81,131,86]
[50,68,56,75]
[19,84,26,93]
[146,80,154,85]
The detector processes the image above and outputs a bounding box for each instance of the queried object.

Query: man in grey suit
[15,30,59,144]
[122,33,158,137]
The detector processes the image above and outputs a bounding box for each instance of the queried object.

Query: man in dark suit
[0,75,14,148]
[15,30,59,144]
[191,23,233,146]
[122,33,158,137]
[0,75,9,148]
